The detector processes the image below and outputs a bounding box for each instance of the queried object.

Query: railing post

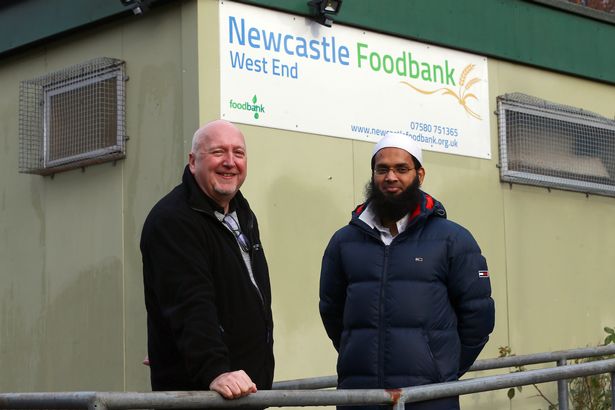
[88,398,108,410]
[557,359,569,410]
[391,401,405,410]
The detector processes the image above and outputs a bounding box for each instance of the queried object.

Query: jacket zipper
[191,206,266,308]
[244,212,266,307]
[378,245,389,388]
[190,202,272,347]
[244,212,272,345]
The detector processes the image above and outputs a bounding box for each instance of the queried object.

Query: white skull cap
[372,132,422,167]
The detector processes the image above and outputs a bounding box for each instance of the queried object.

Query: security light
[120,0,152,15]
[308,0,343,27]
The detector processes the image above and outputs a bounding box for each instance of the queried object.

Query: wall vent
[19,57,126,175]
[497,93,615,197]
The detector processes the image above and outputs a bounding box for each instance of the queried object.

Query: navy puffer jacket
[319,192,494,408]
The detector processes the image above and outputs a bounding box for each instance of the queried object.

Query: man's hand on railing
[209,370,257,399]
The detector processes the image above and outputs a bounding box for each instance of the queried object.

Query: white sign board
[219,1,491,159]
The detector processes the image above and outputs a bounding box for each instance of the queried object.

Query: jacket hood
[351,190,447,224]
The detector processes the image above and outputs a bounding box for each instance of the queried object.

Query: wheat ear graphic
[400,63,482,120]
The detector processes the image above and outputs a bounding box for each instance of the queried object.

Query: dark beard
[365,175,422,223]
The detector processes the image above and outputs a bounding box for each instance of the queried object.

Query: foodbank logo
[228,95,265,119]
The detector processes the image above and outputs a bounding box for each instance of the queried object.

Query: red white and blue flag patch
[478,270,489,278]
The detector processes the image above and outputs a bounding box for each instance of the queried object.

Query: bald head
[191,120,246,154]
[188,120,247,212]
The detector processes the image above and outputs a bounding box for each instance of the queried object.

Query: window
[567,0,615,14]
[19,57,126,175]
[497,93,615,197]
[529,0,615,24]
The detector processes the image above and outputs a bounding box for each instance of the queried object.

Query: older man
[141,120,273,399]
[319,132,495,410]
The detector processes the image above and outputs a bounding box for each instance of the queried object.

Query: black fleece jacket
[141,165,274,391]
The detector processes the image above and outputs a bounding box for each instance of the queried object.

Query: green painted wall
[239,0,615,85]
[3,0,615,84]
[0,0,128,55]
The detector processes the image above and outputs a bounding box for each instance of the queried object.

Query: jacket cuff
[200,363,232,388]
[458,337,488,377]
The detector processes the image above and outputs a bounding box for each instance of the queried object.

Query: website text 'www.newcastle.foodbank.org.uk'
[350,124,459,149]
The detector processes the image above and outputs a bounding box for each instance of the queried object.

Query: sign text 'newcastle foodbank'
[357,43,456,85]
[220,1,491,160]
[228,16,350,79]
[227,16,455,85]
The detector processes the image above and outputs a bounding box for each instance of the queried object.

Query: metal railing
[1,345,614,410]
[273,344,615,389]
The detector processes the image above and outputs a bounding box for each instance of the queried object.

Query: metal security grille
[497,93,615,197]
[19,57,126,175]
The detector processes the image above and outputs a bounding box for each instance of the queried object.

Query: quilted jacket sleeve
[319,232,348,351]
[447,226,495,377]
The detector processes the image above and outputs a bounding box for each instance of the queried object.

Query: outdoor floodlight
[308,0,343,27]
[120,0,152,15]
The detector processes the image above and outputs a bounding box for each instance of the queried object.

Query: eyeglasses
[222,214,251,253]
[373,165,415,176]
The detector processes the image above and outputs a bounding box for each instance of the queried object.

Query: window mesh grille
[19,57,126,175]
[497,93,615,197]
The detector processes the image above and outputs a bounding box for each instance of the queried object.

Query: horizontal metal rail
[395,359,615,405]
[272,343,615,390]
[471,344,615,371]
[1,359,614,409]
[273,375,337,390]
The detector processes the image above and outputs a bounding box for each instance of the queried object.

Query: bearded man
[319,132,495,410]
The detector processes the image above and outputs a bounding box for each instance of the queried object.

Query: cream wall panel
[0,1,198,392]
[31,15,126,392]
[0,52,49,391]
[493,60,615,353]
[120,1,199,391]
[197,0,221,127]
[350,140,373,206]
[503,185,615,351]
[240,127,355,380]
[488,60,615,408]
[37,165,124,390]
